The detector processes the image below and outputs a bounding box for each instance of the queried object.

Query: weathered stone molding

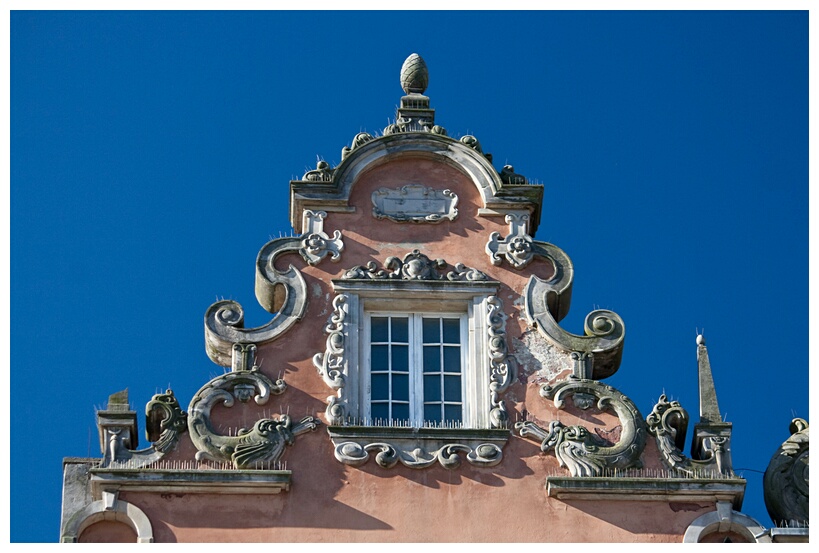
[372,184,458,223]
[546,476,747,509]
[763,418,809,526]
[646,394,732,477]
[89,468,293,496]
[524,274,625,379]
[328,426,509,469]
[516,376,646,477]
[61,491,154,543]
[290,133,544,235]
[683,501,771,543]
[188,368,319,468]
[204,210,343,367]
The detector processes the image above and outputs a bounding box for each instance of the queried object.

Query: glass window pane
[424,374,441,402]
[392,373,409,401]
[442,318,460,344]
[444,375,462,402]
[392,402,409,422]
[391,317,408,342]
[422,318,440,343]
[443,346,461,373]
[424,404,442,424]
[423,345,440,373]
[371,403,388,422]
[371,317,389,342]
[444,404,462,424]
[371,373,389,400]
[392,345,409,372]
[371,345,389,372]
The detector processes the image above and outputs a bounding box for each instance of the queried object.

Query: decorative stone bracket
[204,210,344,367]
[188,366,320,469]
[516,376,646,477]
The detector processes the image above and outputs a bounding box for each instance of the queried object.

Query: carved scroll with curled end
[524,275,624,380]
[646,394,732,477]
[188,368,320,469]
[516,376,646,477]
[204,210,343,367]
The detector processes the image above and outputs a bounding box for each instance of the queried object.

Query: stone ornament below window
[372,184,458,224]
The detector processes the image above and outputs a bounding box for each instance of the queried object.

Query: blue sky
[10,10,808,542]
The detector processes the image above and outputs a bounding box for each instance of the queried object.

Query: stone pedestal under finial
[391,53,436,133]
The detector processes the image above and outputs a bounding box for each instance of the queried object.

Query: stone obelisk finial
[691,334,734,472]
[696,334,722,424]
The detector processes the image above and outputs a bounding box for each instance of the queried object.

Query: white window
[316,259,512,469]
[315,278,506,430]
[365,313,467,426]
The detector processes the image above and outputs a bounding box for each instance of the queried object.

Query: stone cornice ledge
[89,468,292,497]
[328,426,511,469]
[546,476,746,510]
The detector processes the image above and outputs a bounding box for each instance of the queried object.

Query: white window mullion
[409,314,421,427]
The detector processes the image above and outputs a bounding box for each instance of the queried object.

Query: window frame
[325,278,502,430]
[363,311,469,427]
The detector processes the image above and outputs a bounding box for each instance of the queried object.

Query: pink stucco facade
[61,55,757,543]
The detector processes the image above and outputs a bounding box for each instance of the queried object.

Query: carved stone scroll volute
[205,210,344,367]
[646,394,733,477]
[516,376,647,477]
[188,367,320,469]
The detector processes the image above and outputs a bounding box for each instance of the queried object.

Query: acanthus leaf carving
[515,376,646,477]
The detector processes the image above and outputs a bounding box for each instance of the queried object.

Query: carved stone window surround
[315,277,513,469]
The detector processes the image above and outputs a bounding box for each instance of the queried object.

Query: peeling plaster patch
[511,329,573,385]
[595,425,622,446]
[669,502,707,513]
